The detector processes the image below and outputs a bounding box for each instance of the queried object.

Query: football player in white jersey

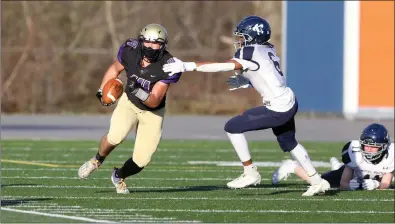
[272,123,394,190]
[162,15,330,196]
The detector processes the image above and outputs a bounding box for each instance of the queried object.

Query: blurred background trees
[1,1,282,114]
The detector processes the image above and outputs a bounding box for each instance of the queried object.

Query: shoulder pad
[125,38,139,49]
[382,143,394,172]
[346,140,363,168]
[341,141,352,164]
[234,46,255,61]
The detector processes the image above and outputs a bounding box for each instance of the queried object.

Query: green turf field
[1,140,394,223]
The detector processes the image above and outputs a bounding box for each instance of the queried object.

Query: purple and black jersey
[117,38,182,111]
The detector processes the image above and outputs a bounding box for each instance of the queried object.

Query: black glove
[128,77,139,94]
[96,88,114,107]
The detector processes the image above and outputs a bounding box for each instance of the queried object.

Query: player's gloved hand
[128,76,139,94]
[128,76,149,102]
[162,57,196,76]
[96,88,114,107]
[362,179,380,190]
[349,178,360,190]
[227,75,252,91]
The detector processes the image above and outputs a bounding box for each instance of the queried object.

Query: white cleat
[78,157,101,179]
[272,159,297,185]
[330,157,343,171]
[302,179,331,196]
[111,168,130,194]
[227,166,261,189]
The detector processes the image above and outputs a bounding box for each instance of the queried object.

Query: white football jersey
[342,140,394,180]
[232,44,295,112]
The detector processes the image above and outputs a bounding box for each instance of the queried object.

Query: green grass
[1,140,394,223]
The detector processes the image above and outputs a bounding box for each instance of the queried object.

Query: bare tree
[1,1,282,114]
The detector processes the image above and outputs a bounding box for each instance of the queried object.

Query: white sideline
[0,207,117,223]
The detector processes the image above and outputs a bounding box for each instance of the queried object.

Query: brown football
[102,78,124,104]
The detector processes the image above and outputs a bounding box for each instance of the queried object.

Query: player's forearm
[184,62,236,73]
[100,64,122,89]
[378,181,391,189]
[142,94,161,108]
[340,181,349,190]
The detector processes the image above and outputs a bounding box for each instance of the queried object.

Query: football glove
[162,57,196,76]
[349,178,360,190]
[96,88,114,107]
[362,179,380,190]
[227,75,252,91]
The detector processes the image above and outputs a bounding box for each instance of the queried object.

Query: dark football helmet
[359,123,390,163]
[233,15,271,50]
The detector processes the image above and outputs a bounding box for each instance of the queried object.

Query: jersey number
[268,52,284,76]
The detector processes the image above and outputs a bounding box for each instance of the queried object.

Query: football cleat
[78,157,101,179]
[272,159,297,185]
[227,165,261,189]
[329,157,343,171]
[111,168,130,194]
[302,179,331,196]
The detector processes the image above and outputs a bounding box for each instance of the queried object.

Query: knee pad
[133,150,154,167]
[106,133,124,146]
[224,117,243,134]
[277,134,298,152]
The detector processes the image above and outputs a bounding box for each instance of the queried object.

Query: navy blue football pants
[224,100,299,152]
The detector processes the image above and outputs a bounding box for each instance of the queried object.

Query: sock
[116,157,144,179]
[290,143,322,185]
[226,132,251,162]
[95,152,106,164]
[243,164,256,173]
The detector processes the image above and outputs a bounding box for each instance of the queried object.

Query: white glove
[227,75,252,91]
[162,57,196,76]
[362,179,380,190]
[349,178,360,190]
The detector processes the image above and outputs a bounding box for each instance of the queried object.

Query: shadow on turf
[1,198,52,207]
[96,185,228,194]
[95,183,325,194]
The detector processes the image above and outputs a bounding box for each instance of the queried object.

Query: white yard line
[2,147,311,153]
[2,195,393,202]
[1,176,301,182]
[1,168,274,173]
[187,161,332,168]
[4,207,391,214]
[0,207,117,223]
[0,185,320,191]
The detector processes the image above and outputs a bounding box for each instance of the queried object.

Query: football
[102,78,124,104]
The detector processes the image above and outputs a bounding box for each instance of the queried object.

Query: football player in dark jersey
[78,24,182,194]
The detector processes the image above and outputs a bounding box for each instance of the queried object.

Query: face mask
[142,46,161,62]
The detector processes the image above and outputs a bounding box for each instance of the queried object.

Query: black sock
[116,157,144,179]
[95,152,106,164]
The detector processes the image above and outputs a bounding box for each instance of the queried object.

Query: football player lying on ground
[78,24,182,194]
[272,123,394,190]
[162,15,330,196]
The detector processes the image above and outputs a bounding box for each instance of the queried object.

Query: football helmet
[359,123,390,163]
[138,23,168,62]
[233,15,271,50]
